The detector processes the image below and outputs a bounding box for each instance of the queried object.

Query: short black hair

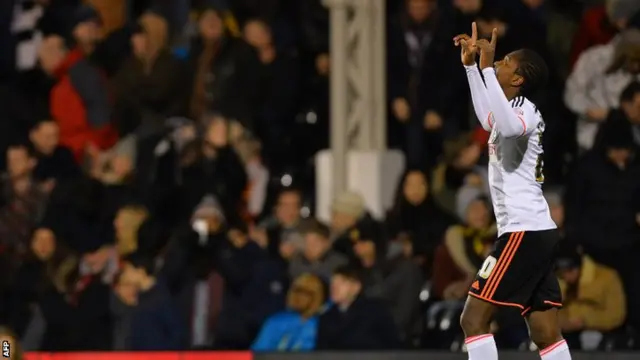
[333,264,363,283]
[514,49,549,97]
[620,81,640,103]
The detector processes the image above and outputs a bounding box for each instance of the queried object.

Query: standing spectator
[186,6,259,130]
[38,35,118,162]
[29,119,79,183]
[289,220,347,281]
[316,265,401,350]
[565,29,640,151]
[565,119,640,328]
[113,12,186,138]
[556,247,626,348]
[180,118,247,217]
[252,273,325,351]
[242,19,299,168]
[387,0,462,168]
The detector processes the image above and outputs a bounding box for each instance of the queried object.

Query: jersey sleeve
[481,67,536,137]
[464,64,493,131]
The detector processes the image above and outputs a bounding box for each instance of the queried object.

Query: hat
[192,195,225,222]
[73,5,102,27]
[331,191,365,218]
[607,0,640,21]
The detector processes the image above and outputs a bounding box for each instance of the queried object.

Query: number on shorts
[478,256,497,279]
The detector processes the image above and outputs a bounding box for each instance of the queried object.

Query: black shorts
[468,229,563,316]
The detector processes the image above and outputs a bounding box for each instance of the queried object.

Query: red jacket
[50,49,118,162]
[570,6,617,69]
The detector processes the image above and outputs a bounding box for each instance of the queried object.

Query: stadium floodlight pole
[324,0,350,196]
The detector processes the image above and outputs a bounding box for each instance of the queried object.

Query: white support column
[325,0,349,196]
[319,0,401,221]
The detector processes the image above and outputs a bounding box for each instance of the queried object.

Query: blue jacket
[252,311,318,351]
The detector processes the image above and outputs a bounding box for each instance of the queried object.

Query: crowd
[0,0,639,354]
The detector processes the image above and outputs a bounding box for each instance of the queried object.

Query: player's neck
[502,87,520,102]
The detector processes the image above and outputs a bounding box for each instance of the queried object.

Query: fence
[20,352,640,360]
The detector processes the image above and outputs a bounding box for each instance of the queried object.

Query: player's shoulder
[511,96,541,118]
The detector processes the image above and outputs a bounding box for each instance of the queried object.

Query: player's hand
[424,110,443,130]
[586,107,609,121]
[392,98,411,122]
[453,22,478,66]
[477,28,498,70]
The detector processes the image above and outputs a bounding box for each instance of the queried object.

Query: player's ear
[511,74,524,88]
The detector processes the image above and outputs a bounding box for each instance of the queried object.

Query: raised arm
[465,64,493,131]
[476,28,536,138]
[482,68,529,137]
[454,23,492,131]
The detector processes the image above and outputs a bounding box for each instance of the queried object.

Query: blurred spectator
[252,273,325,351]
[556,247,626,348]
[565,28,640,151]
[180,117,247,217]
[113,12,186,138]
[289,219,347,281]
[568,0,635,69]
[316,265,401,350]
[10,227,70,345]
[353,229,423,342]
[387,169,456,268]
[596,81,640,148]
[242,19,299,168]
[565,118,640,327]
[111,255,182,350]
[186,6,259,129]
[114,205,150,258]
[431,134,487,216]
[330,191,382,262]
[70,4,102,56]
[0,145,49,257]
[432,197,495,301]
[38,35,118,162]
[252,188,304,260]
[387,0,461,168]
[29,119,79,183]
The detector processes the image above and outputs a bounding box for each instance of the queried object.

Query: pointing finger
[490,28,498,47]
[471,22,477,44]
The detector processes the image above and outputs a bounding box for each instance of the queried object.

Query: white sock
[466,334,498,360]
[540,339,572,360]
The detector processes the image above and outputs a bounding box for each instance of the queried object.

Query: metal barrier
[21,352,640,360]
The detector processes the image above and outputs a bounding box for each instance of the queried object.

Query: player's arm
[482,68,536,137]
[465,64,493,131]
[477,29,535,138]
[454,24,493,131]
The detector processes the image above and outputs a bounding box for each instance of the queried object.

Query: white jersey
[487,96,556,235]
[464,65,556,236]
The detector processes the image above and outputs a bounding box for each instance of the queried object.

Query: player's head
[495,48,548,98]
